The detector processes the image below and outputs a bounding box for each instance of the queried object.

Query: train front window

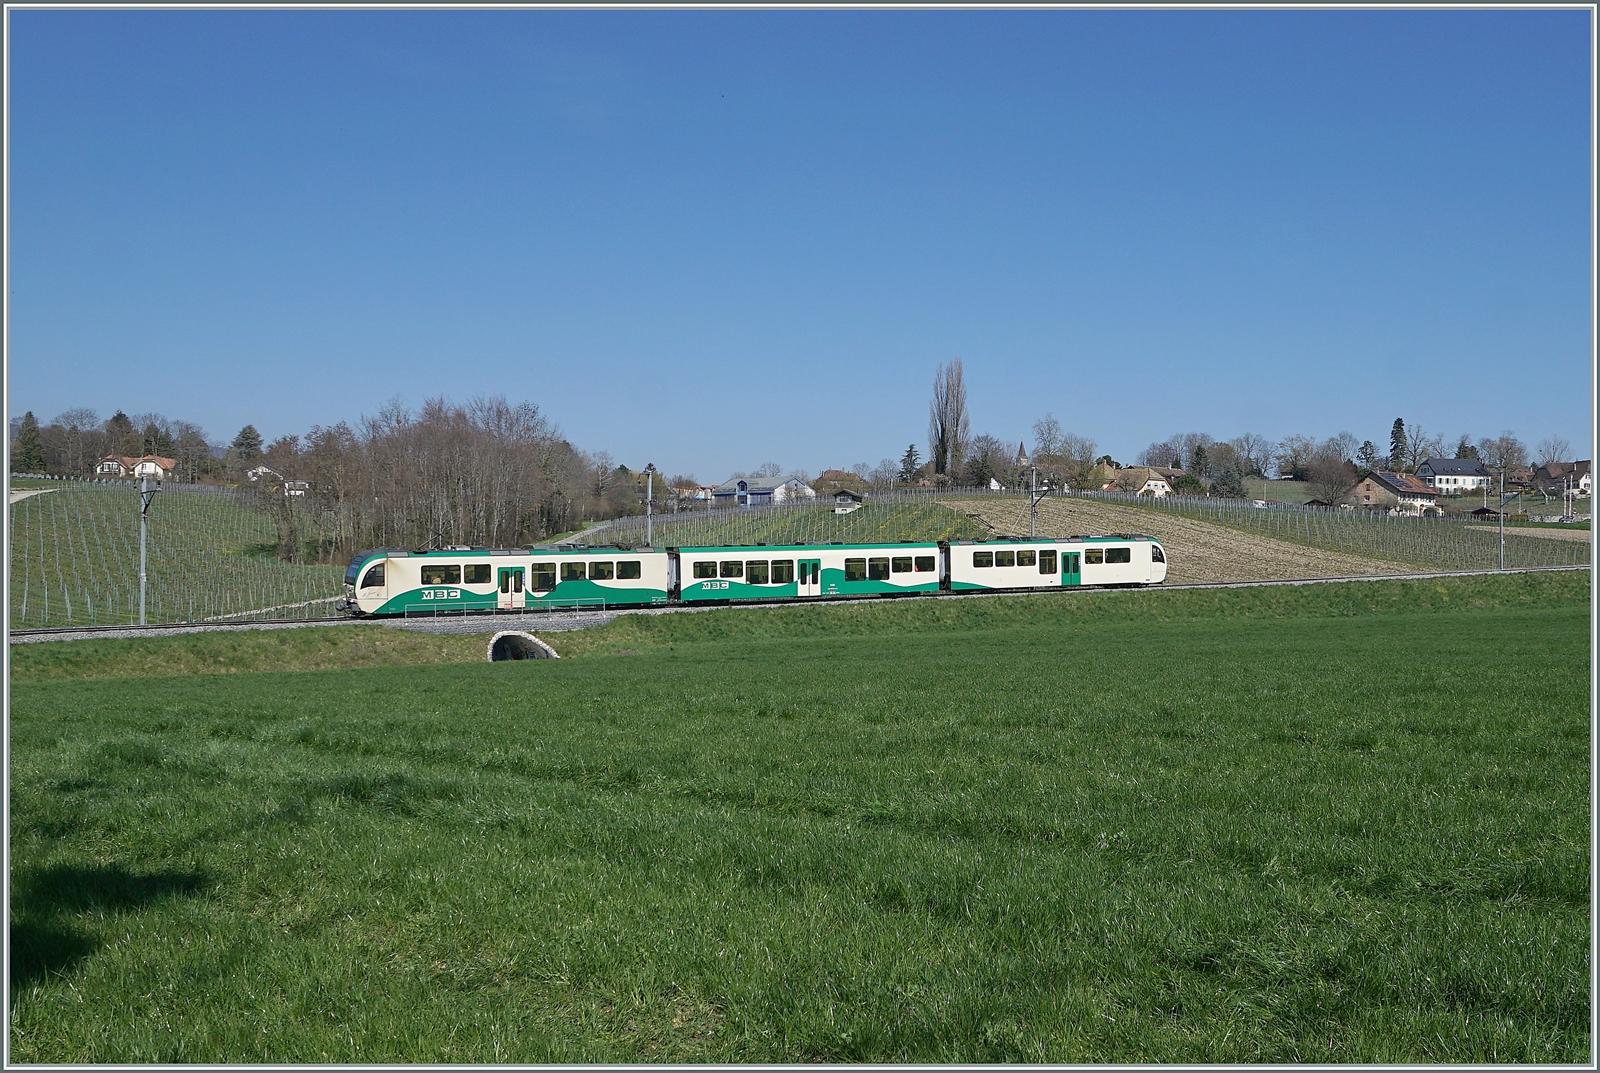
[1151,545,1165,563]
[746,561,769,584]
[420,564,460,585]
[720,561,743,578]
[891,557,913,573]
[770,560,794,583]
[617,561,642,580]
[844,558,867,581]
[1018,550,1036,567]
[589,561,614,580]
[693,561,717,579]
[464,564,492,585]
[360,564,385,588]
[1105,547,1132,564]
[1039,550,1057,573]
[561,562,586,582]
[914,556,935,572]
[531,564,556,590]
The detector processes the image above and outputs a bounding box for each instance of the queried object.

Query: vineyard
[9,480,343,629]
[8,479,1589,629]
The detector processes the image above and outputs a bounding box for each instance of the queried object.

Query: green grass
[9,481,342,628]
[9,573,1590,1062]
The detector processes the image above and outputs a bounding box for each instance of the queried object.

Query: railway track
[8,564,1587,644]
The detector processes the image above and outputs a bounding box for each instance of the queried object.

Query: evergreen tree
[230,425,264,463]
[13,411,44,473]
[1188,443,1210,479]
[1388,418,1407,471]
[1356,440,1379,476]
[106,410,137,457]
[1212,461,1248,499]
[1454,435,1478,460]
[897,444,921,484]
[140,421,174,458]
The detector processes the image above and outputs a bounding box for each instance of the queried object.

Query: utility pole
[1028,466,1050,539]
[138,475,161,624]
[644,463,656,547]
[1498,467,1505,571]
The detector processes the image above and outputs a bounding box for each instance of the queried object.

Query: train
[337,535,1168,616]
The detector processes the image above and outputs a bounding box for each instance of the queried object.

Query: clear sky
[7,8,1593,479]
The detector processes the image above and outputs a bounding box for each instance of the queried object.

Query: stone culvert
[487,632,560,662]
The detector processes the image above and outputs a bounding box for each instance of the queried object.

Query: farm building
[96,454,176,480]
[1349,471,1440,516]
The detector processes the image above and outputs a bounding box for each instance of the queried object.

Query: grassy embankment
[9,572,1590,1062]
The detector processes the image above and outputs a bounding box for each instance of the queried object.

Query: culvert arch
[487,631,560,662]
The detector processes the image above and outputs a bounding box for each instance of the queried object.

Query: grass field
[9,573,1591,1062]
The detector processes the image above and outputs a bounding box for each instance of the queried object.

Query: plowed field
[947,497,1412,583]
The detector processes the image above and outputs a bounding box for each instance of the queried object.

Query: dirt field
[947,497,1413,584]
[1465,525,1592,543]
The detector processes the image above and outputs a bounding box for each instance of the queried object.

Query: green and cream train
[338,535,1167,616]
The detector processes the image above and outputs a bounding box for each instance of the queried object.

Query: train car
[339,545,670,616]
[676,542,944,602]
[946,535,1166,591]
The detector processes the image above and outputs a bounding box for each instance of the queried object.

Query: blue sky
[8,8,1592,479]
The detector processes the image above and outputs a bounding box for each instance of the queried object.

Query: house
[283,480,310,497]
[1348,471,1439,515]
[711,475,815,509]
[246,465,283,483]
[1103,466,1179,497]
[833,488,865,515]
[1415,457,1491,495]
[1533,460,1591,495]
[96,455,176,480]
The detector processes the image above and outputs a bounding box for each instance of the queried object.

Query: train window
[617,561,642,580]
[868,558,890,580]
[1105,547,1132,564]
[844,558,867,581]
[891,557,913,573]
[693,561,718,579]
[1151,545,1165,563]
[1085,548,1104,565]
[996,551,1015,568]
[771,560,794,583]
[1018,550,1037,567]
[464,563,492,585]
[1065,553,1080,573]
[589,561,615,580]
[420,564,461,585]
[531,564,557,590]
[720,561,743,578]
[914,556,935,572]
[973,551,993,568]
[360,563,385,588]
[747,560,769,585]
[561,562,587,582]
[1039,550,1057,573]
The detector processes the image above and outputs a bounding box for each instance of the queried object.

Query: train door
[1062,552,1081,586]
[798,558,822,597]
[498,567,525,610]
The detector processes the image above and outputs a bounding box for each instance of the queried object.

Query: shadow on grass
[10,863,208,988]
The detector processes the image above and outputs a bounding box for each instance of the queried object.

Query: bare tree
[1307,454,1356,506]
[1536,436,1572,466]
[1228,433,1272,477]
[1477,431,1528,472]
[1032,414,1064,459]
[1276,435,1317,480]
[1402,426,1445,472]
[1321,431,1359,464]
[755,461,783,477]
[927,358,971,478]
[1137,439,1182,468]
